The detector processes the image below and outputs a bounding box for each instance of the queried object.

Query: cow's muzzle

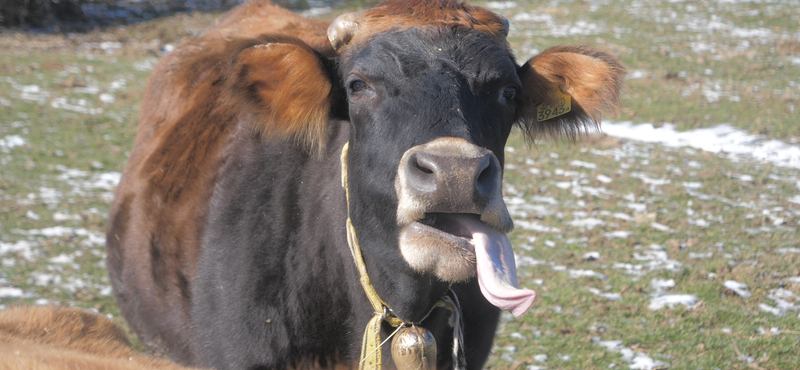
[396,137,513,282]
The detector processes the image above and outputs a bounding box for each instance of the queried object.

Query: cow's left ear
[226,37,333,155]
[516,45,625,140]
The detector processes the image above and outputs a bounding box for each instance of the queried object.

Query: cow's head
[227,0,624,321]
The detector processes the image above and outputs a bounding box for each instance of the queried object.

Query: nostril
[405,153,439,194]
[413,153,440,176]
[414,158,434,174]
[475,154,494,186]
[474,154,499,207]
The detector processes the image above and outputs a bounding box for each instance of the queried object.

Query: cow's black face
[339,26,521,318]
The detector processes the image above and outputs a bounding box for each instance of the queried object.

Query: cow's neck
[340,141,465,370]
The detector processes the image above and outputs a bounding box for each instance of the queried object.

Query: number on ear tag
[536,84,572,122]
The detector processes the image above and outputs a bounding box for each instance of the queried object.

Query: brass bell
[390,325,436,370]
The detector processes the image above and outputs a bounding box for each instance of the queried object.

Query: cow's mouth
[418,212,478,242]
[398,213,480,282]
[398,211,535,317]
[395,137,535,317]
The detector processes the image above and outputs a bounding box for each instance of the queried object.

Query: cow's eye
[502,86,517,101]
[350,80,370,93]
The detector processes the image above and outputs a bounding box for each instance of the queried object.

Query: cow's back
[106,1,332,363]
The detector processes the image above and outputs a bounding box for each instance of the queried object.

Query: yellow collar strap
[341,142,403,370]
[341,143,465,370]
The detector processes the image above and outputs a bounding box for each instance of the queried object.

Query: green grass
[1,0,800,369]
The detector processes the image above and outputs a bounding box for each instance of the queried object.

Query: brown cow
[0,305,203,370]
[106,1,624,369]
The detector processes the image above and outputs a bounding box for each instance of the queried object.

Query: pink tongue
[463,217,536,317]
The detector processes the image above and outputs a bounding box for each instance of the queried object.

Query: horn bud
[327,12,360,52]
[497,14,510,36]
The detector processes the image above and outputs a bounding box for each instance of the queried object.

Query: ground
[0,0,799,369]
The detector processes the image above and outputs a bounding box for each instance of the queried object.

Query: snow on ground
[497,117,800,367]
[603,121,800,170]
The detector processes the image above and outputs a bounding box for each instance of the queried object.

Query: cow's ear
[516,46,625,140]
[226,38,332,155]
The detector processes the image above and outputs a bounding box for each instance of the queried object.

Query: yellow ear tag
[536,84,571,122]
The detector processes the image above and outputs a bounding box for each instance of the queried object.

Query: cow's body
[0,306,203,370]
[107,1,624,369]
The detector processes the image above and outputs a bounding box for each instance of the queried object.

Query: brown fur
[345,0,510,53]
[517,45,626,139]
[0,306,202,370]
[106,1,337,360]
[224,37,333,154]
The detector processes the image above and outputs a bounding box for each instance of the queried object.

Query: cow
[105,0,624,369]
[0,305,203,370]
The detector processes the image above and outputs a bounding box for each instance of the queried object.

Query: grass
[1,0,799,369]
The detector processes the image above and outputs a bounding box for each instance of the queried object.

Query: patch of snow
[688,218,711,227]
[85,172,122,190]
[512,12,554,23]
[630,172,670,186]
[25,210,41,220]
[486,1,517,9]
[650,222,673,232]
[99,93,115,104]
[0,287,24,298]
[648,294,698,310]
[299,7,332,17]
[602,121,800,169]
[570,160,597,169]
[613,247,682,276]
[689,252,713,259]
[35,298,54,305]
[133,58,158,71]
[51,97,103,115]
[596,339,669,369]
[583,251,601,261]
[53,211,81,223]
[0,240,38,260]
[100,286,113,296]
[759,303,783,316]
[568,269,606,280]
[626,203,647,213]
[568,218,605,229]
[613,213,634,222]
[724,280,751,298]
[515,255,546,268]
[32,273,62,287]
[588,287,622,301]
[597,340,624,351]
[0,135,26,152]
[597,174,613,183]
[628,69,647,79]
[605,230,633,239]
[72,85,101,95]
[629,353,669,370]
[513,12,603,37]
[649,279,675,292]
[162,44,175,54]
[764,288,800,316]
[682,182,703,189]
[515,220,561,233]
